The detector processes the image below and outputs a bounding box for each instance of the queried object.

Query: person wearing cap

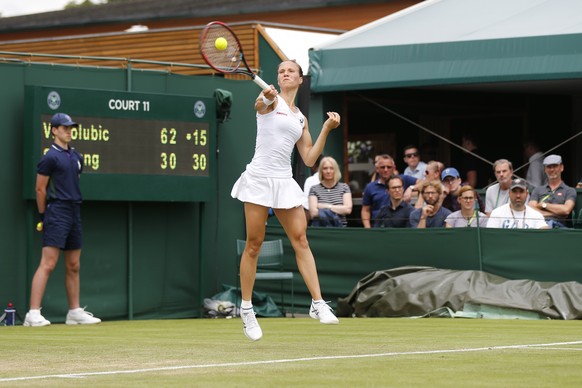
[440,167,485,213]
[484,159,528,217]
[24,113,101,327]
[528,154,576,228]
[409,180,451,228]
[487,179,548,229]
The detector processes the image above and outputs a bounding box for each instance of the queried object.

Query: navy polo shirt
[362,175,417,219]
[37,144,83,202]
[374,201,414,228]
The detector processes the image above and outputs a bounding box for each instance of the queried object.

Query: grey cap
[542,154,562,165]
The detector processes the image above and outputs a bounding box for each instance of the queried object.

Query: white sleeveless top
[245,97,305,178]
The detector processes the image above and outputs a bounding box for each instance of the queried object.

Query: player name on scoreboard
[25,86,216,201]
[40,115,210,176]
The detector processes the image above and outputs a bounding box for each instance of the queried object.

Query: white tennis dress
[231,97,305,208]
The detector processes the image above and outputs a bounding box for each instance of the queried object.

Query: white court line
[2,340,581,383]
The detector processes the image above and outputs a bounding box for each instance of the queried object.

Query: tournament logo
[47,91,61,110]
[194,100,206,118]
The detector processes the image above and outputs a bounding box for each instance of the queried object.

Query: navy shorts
[43,201,83,250]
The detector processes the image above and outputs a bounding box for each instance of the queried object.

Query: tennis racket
[199,21,270,89]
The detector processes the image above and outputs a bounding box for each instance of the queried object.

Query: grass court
[1,317,581,387]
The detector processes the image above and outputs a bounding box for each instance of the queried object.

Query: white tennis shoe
[309,301,339,324]
[23,310,51,327]
[241,308,263,341]
[66,307,101,325]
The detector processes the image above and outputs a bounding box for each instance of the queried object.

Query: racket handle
[252,75,270,90]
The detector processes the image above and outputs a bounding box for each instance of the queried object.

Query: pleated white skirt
[231,170,304,209]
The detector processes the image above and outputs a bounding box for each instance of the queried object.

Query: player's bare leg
[239,202,270,340]
[274,206,338,324]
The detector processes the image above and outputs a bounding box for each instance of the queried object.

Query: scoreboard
[24,86,216,202]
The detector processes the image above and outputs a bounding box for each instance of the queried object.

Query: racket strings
[201,26,242,72]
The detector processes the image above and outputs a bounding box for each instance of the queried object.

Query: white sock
[28,309,41,316]
[313,299,325,304]
[241,300,253,309]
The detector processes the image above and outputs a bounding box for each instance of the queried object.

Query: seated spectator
[487,179,548,229]
[361,154,416,228]
[445,186,488,228]
[309,156,352,227]
[485,159,525,217]
[441,167,485,213]
[577,178,582,189]
[528,154,576,228]
[413,160,445,208]
[374,175,414,228]
[409,180,452,228]
[402,145,427,179]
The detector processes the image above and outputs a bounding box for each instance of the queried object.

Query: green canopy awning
[309,0,582,92]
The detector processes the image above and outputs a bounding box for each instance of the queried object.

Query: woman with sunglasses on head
[413,160,445,208]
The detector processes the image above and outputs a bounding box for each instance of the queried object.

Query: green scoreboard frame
[23,86,216,202]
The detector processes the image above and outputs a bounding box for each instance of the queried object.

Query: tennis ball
[215,37,228,51]
[36,222,43,232]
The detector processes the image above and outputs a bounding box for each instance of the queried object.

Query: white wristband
[262,95,275,106]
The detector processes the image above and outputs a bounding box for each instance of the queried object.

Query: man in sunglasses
[402,145,427,180]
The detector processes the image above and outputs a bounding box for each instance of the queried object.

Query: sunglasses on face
[405,152,419,158]
[379,165,394,170]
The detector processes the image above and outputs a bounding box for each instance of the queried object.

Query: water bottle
[4,303,16,326]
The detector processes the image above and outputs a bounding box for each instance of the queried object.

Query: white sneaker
[23,311,51,327]
[241,308,262,341]
[66,307,101,325]
[310,301,339,324]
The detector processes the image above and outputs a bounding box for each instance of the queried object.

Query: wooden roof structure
[0,22,293,77]
[0,0,420,40]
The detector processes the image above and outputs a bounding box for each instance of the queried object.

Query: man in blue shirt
[361,154,416,228]
[24,113,101,327]
[374,175,414,228]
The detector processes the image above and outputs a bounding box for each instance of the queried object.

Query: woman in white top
[231,60,340,341]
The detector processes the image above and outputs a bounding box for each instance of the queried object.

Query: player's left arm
[296,112,340,167]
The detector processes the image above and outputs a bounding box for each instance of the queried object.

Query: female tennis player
[231,60,340,341]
